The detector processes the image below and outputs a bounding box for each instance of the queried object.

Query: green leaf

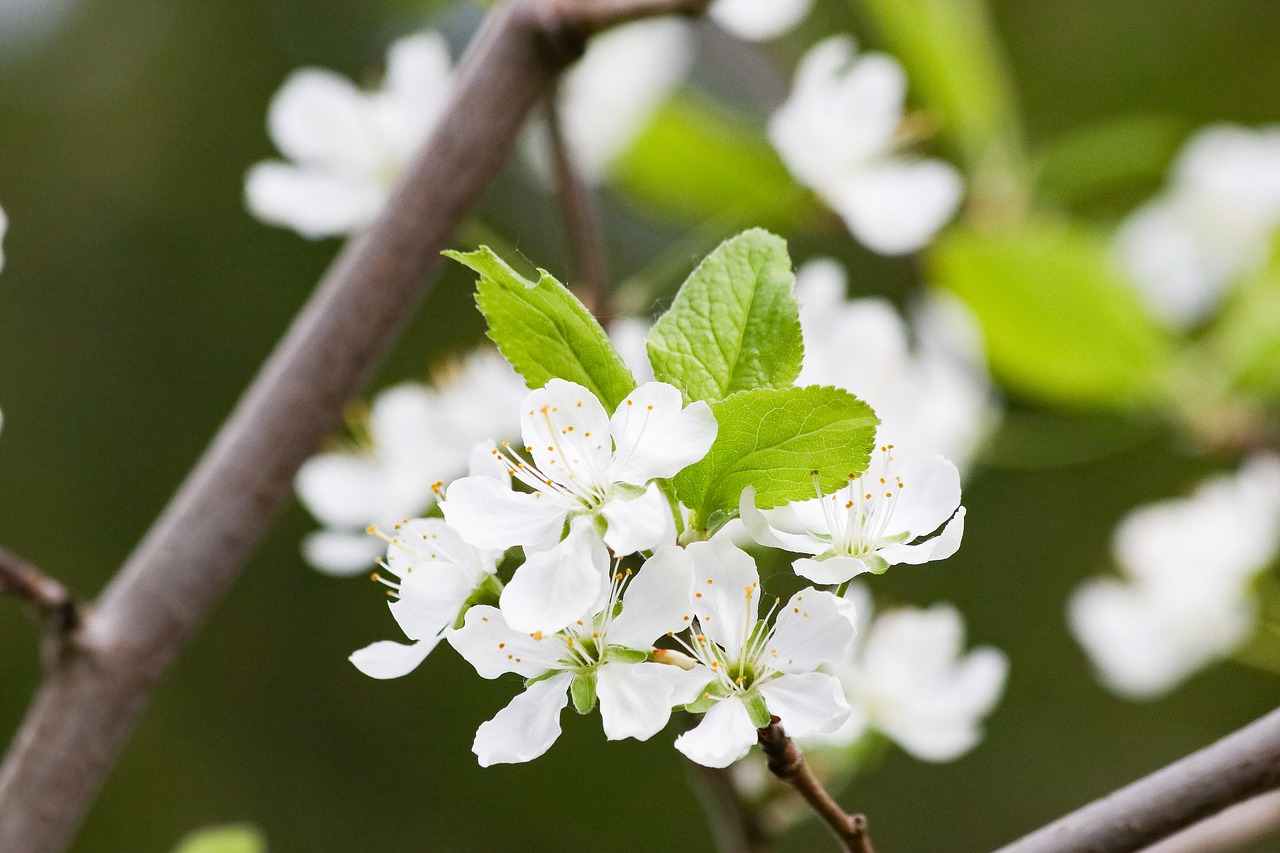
[1034,114,1190,207]
[172,826,266,853]
[930,222,1177,409]
[1203,248,1280,398]
[647,229,803,404]
[675,386,879,525]
[446,246,637,411]
[610,93,817,228]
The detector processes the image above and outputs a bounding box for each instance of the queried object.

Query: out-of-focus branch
[0,1,710,851]
[684,760,770,853]
[994,706,1280,853]
[1140,789,1280,853]
[758,722,875,853]
[0,546,79,643]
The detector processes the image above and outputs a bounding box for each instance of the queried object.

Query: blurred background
[2,0,1280,850]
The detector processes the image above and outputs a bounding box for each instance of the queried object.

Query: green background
[1,1,1278,850]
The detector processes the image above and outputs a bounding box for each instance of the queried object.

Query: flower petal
[441,474,567,552]
[709,0,811,41]
[380,32,452,155]
[267,68,381,172]
[473,672,573,767]
[831,158,963,255]
[607,382,717,485]
[674,697,758,768]
[609,545,695,649]
[294,452,390,529]
[884,455,962,538]
[245,161,384,240]
[448,605,558,679]
[739,487,827,555]
[769,588,856,673]
[792,555,873,585]
[601,483,676,555]
[758,672,850,737]
[878,506,965,566]
[520,379,613,488]
[349,636,439,680]
[300,530,384,576]
[686,536,761,657]
[499,519,609,634]
[597,661,681,741]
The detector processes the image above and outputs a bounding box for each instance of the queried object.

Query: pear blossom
[449,547,701,766]
[443,379,716,634]
[348,519,500,680]
[296,348,524,576]
[709,0,812,42]
[813,584,1008,761]
[245,32,452,239]
[1069,455,1280,698]
[674,537,855,768]
[795,259,997,471]
[769,37,962,255]
[1115,125,1280,329]
[741,445,965,585]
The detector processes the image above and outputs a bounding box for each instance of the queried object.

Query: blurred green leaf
[447,246,637,411]
[1203,247,1280,397]
[931,223,1177,408]
[647,229,802,403]
[172,825,265,853]
[610,93,815,228]
[1034,114,1190,206]
[675,386,878,525]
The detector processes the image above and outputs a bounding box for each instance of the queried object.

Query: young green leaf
[675,386,878,526]
[446,246,636,411]
[647,229,803,404]
[171,826,266,853]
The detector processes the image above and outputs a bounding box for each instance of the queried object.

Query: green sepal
[604,647,650,665]
[454,574,505,629]
[570,670,598,715]
[743,691,772,729]
[681,680,727,714]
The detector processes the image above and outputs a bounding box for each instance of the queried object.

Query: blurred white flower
[812,584,1008,762]
[0,0,80,57]
[1115,124,1280,329]
[609,316,655,383]
[245,32,453,239]
[1069,454,1280,699]
[795,258,997,472]
[525,19,693,185]
[295,348,525,576]
[709,0,811,41]
[769,37,963,255]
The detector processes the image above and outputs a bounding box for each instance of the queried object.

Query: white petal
[473,672,573,767]
[520,379,613,488]
[792,555,873,585]
[499,519,608,634]
[758,672,850,738]
[367,382,442,473]
[300,530,384,576]
[709,0,811,41]
[608,383,718,485]
[884,455,962,538]
[609,546,696,649]
[739,487,827,555]
[349,636,439,680]
[294,452,390,529]
[380,32,452,155]
[769,589,856,672]
[267,68,380,172]
[832,158,963,255]
[601,484,675,555]
[467,439,511,482]
[389,567,474,643]
[441,474,567,552]
[686,537,761,657]
[597,662,681,741]
[674,697,758,768]
[878,506,966,566]
[448,605,558,680]
[609,317,655,383]
[245,161,384,239]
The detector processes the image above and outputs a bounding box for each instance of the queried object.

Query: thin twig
[684,759,771,853]
[0,546,78,636]
[544,87,612,321]
[993,705,1280,853]
[0,1,711,851]
[1140,789,1280,853]
[758,721,875,853]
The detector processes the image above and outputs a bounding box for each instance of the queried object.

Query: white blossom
[443,379,716,634]
[295,348,524,576]
[1115,124,1280,329]
[245,32,452,239]
[709,0,811,42]
[742,445,965,585]
[769,37,962,255]
[673,537,854,768]
[1069,455,1280,699]
[449,546,701,766]
[795,258,997,472]
[348,519,500,680]
[813,584,1007,762]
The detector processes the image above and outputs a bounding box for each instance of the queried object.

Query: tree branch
[0,1,710,850]
[1141,789,1280,853]
[994,706,1280,853]
[684,760,770,853]
[758,722,874,853]
[0,546,79,645]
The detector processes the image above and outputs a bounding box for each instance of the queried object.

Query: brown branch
[544,89,612,321]
[1141,789,1280,853]
[758,722,875,853]
[0,1,711,851]
[684,760,771,853]
[993,705,1280,853]
[0,546,77,635]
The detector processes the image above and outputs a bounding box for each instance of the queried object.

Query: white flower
[795,259,997,472]
[348,519,500,680]
[449,546,700,766]
[1115,125,1280,329]
[245,32,452,238]
[295,348,524,576]
[1069,455,1280,698]
[769,37,962,255]
[608,317,655,384]
[741,445,965,585]
[673,537,854,768]
[443,379,716,633]
[709,0,812,41]
[524,19,692,185]
[815,584,1008,762]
